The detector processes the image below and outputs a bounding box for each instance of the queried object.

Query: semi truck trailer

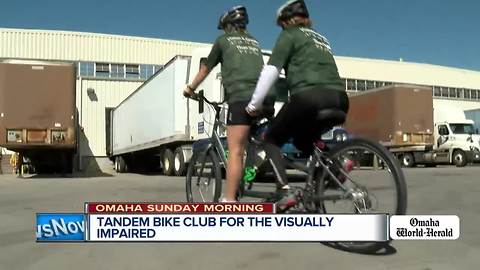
[344,84,480,167]
[0,60,77,173]
[108,48,224,176]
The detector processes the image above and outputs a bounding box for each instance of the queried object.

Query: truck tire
[401,153,415,168]
[162,149,174,176]
[117,156,127,173]
[114,157,120,172]
[453,150,467,167]
[174,147,187,176]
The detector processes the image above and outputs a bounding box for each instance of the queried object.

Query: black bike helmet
[217,6,249,30]
[276,0,309,25]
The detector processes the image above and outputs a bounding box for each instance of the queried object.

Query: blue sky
[1,0,479,71]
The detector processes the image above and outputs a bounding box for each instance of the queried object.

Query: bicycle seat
[316,109,346,132]
[317,109,346,122]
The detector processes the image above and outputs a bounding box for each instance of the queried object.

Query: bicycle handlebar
[188,90,223,114]
[188,90,218,105]
[188,89,274,120]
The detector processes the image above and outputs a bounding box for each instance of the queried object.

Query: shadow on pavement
[321,242,397,255]
[17,170,113,179]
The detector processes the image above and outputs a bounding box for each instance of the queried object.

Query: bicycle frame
[192,92,353,204]
[193,101,227,182]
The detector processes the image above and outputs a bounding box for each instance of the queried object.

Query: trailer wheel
[453,150,467,167]
[174,147,187,176]
[162,149,174,176]
[117,156,127,173]
[114,157,120,172]
[401,153,415,168]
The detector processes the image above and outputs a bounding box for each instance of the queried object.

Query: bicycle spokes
[189,152,219,202]
[316,145,400,215]
[348,186,379,213]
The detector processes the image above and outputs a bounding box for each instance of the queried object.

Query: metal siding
[3,28,478,90]
[433,99,480,112]
[1,28,209,65]
[335,56,480,90]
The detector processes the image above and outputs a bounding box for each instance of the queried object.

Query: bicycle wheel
[316,137,407,253]
[186,149,222,202]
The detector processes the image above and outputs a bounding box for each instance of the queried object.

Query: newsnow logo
[36,214,85,241]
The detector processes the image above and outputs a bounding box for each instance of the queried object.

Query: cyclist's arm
[247,32,293,112]
[188,38,222,91]
[188,63,210,91]
[246,65,280,113]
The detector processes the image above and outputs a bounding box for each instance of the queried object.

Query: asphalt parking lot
[0,166,479,270]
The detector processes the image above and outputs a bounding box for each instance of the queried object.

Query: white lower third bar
[87,214,389,242]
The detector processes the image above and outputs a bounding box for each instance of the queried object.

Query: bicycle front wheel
[317,137,407,253]
[186,149,222,202]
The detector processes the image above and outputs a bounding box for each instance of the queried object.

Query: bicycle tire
[317,137,407,254]
[186,149,222,203]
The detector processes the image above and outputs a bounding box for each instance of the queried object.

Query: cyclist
[184,6,276,202]
[246,0,350,202]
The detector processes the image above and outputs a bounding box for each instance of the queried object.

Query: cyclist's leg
[262,143,289,189]
[225,125,250,201]
[262,99,312,210]
[263,99,307,189]
[223,101,254,201]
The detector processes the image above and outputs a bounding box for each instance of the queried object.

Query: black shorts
[227,101,254,125]
[265,88,349,155]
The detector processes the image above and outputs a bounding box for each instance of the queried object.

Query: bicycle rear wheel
[186,149,222,202]
[317,137,407,253]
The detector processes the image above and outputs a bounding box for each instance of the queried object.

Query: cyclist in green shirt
[246,0,349,207]
[184,6,276,202]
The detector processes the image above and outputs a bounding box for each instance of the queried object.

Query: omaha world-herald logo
[36,214,85,241]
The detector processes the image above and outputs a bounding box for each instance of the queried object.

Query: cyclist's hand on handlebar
[183,85,196,99]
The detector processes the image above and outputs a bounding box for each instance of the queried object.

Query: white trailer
[109,48,224,175]
[108,47,328,175]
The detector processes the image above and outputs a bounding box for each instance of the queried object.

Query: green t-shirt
[267,26,345,95]
[205,31,264,103]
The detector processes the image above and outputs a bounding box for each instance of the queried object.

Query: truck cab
[433,106,480,166]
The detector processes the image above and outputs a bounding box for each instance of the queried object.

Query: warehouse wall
[433,98,480,111]
[336,56,480,90]
[76,78,142,157]
[0,28,209,65]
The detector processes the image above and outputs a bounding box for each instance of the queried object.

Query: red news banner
[86,202,275,214]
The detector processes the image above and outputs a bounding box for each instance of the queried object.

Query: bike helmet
[218,6,249,30]
[276,0,309,25]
